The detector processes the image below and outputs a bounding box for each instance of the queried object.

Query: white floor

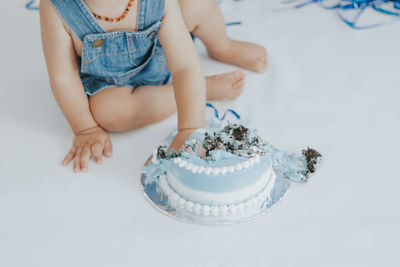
[1,1,399,266]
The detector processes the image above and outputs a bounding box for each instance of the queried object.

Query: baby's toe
[228,77,245,100]
[250,46,268,73]
[252,59,268,73]
[229,70,246,83]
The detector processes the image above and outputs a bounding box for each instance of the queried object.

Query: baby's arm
[40,0,112,172]
[158,0,206,151]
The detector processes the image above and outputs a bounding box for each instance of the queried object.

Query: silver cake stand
[140,170,291,225]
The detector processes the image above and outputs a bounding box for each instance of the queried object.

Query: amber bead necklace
[87,0,136,22]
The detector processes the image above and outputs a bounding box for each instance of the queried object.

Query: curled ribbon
[206,103,241,121]
[282,0,400,29]
[26,0,39,10]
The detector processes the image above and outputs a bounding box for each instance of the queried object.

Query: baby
[40,0,267,173]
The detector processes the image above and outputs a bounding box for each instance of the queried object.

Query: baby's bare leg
[90,84,175,132]
[89,72,245,132]
[180,0,268,73]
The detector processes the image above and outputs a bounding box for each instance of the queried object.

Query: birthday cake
[142,122,322,219]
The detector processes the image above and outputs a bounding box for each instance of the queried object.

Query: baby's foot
[208,40,268,73]
[205,70,246,100]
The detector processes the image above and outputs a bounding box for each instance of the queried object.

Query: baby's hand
[169,128,197,153]
[62,126,112,173]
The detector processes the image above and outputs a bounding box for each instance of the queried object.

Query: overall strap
[137,0,166,31]
[50,0,105,41]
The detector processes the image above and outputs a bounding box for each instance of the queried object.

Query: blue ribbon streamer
[26,0,39,10]
[225,21,243,26]
[206,103,241,121]
[284,0,400,29]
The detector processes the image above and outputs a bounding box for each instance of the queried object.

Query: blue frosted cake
[142,122,322,219]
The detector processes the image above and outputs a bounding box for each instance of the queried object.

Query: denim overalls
[50,0,171,96]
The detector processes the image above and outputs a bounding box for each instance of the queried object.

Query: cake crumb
[302,148,322,174]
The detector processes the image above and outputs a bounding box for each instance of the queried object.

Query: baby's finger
[91,142,103,164]
[104,138,113,157]
[80,144,91,172]
[73,147,82,173]
[62,147,76,166]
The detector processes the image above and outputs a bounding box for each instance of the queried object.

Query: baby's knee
[89,96,134,132]
[90,100,116,132]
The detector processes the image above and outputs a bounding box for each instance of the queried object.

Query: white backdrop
[0,1,399,266]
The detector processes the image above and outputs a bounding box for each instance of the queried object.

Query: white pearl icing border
[158,173,275,217]
[171,154,261,175]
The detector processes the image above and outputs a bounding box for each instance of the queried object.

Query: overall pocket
[113,41,158,85]
[126,21,162,66]
[81,31,138,77]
